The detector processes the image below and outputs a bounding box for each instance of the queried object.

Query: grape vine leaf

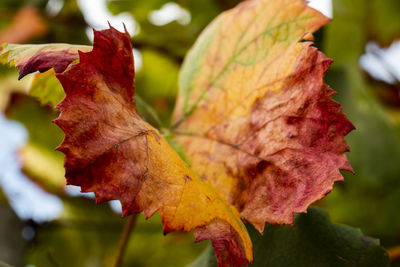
[54,27,253,266]
[172,0,354,232]
[0,0,356,266]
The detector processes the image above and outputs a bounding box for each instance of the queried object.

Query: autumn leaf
[51,27,251,266]
[0,43,91,79]
[172,0,354,232]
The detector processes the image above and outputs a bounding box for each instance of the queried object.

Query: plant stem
[113,215,137,267]
[135,95,163,128]
[388,246,400,263]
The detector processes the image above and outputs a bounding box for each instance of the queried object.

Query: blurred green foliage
[0,189,25,267]
[0,0,400,266]
[0,0,88,44]
[5,94,66,194]
[27,197,206,267]
[190,208,391,267]
[320,0,400,251]
[136,49,180,125]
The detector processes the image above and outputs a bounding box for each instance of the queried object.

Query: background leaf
[189,208,391,267]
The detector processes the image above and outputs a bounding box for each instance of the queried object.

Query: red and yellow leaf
[172,0,354,232]
[53,27,252,267]
[0,42,91,79]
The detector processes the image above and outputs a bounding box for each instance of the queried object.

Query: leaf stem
[113,214,137,267]
[135,94,163,128]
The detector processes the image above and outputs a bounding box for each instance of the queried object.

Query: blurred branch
[388,246,400,263]
[114,214,137,267]
[46,250,60,267]
[136,94,163,127]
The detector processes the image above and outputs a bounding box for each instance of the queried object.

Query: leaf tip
[194,219,252,267]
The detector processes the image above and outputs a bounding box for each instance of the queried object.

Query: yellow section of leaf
[28,70,66,106]
[141,130,252,260]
